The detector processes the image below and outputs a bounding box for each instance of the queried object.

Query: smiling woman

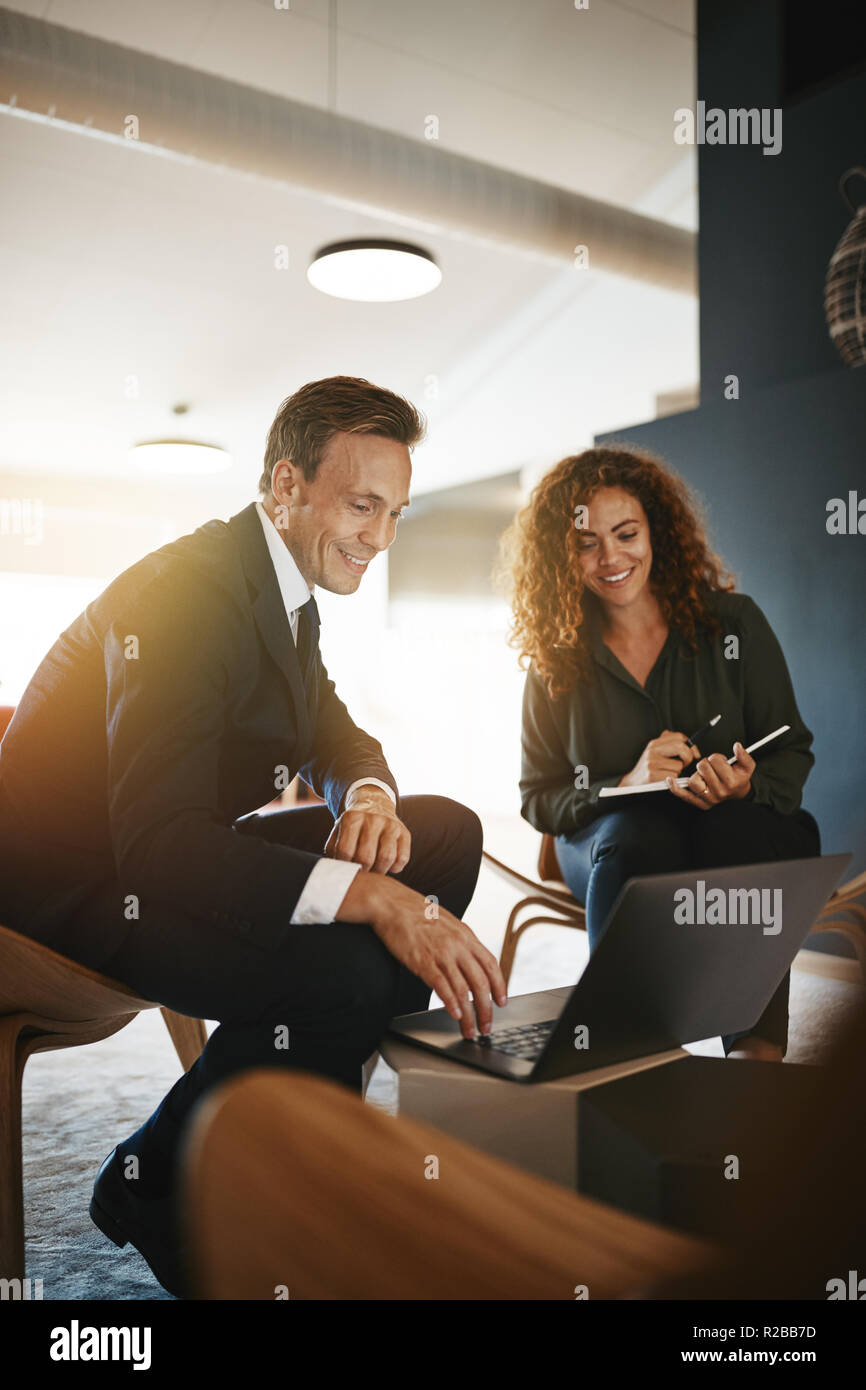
[502,447,735,701]
[499,445,822,1062]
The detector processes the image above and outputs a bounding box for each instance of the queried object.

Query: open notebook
[598,725,790,798]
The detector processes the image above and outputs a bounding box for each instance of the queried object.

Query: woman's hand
[619,730,699,788]
[665,741,755,811]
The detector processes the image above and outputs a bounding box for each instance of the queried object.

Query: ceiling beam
[0,5,696,295]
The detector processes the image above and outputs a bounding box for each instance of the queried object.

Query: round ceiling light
[128,440,232,475]
[307,239,442,302]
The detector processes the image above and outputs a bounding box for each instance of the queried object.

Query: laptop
[387,853,851,1084]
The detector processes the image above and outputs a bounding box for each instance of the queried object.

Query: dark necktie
[294,595,318,680]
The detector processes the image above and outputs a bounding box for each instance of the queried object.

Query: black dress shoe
[90,1147,190,1298]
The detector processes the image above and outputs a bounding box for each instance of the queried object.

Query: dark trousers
[554,798,821,1055]
[54,795,483,1199]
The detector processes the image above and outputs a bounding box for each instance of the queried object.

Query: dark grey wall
[698,0,866,394]
[598,0,866,878]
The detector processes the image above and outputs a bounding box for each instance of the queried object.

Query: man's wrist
[335,867,390,924]
[344,782,396,813]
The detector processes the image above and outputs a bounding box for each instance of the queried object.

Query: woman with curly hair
[501,446,820,1062]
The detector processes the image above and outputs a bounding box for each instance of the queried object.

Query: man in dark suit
[0,375,506,1296]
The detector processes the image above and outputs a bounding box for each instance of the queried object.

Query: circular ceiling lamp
[307,239,442,302]
[128,440,232,475]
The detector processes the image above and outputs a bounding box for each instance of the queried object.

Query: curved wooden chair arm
[481,849,577,908]
[482,849,586,986]
[160,1009,209,1072]
[184,1069,716,1299]
[811,870,866,981]
[817,868,866,917]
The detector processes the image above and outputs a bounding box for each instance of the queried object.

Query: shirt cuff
[344,778,397,807]
[290,858,362,925]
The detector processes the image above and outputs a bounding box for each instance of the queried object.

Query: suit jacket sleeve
[104,576,327,942]
[298,650,399,818]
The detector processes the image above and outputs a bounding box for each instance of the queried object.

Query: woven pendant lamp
[825,167,866,367]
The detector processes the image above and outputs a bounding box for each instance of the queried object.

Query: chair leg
[499,921,519,988]
[0,1015,26,1280]
[361,1051,379,1099]
[499,897,586,988]
[160,1009,209,1072]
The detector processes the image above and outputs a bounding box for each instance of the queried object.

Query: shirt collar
[254,500,312,619]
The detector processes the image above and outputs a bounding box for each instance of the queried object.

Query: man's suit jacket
[0,501,398,948]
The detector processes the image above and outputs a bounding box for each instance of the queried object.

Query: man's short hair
[258,376,426,495]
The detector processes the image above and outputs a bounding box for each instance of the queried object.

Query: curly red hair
[499,446,736,699]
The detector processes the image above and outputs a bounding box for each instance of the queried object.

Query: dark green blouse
[520,590,815,836]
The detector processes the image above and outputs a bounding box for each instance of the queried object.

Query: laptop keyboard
[471,1019,557,1060]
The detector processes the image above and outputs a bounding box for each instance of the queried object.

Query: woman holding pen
[501,446,820,1061]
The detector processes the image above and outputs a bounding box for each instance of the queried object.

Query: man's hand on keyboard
[336,871,507,1039]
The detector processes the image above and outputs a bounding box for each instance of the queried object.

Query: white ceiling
[0,0,697,507]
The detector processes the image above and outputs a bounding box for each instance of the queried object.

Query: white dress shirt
[254,501,396,924]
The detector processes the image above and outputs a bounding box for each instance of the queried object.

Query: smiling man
[0,375,504,1297]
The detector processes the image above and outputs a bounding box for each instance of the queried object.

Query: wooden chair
[811,868,866,976]
[482,834,585,986]
[484,836,866,987]
[0,921,208,1280]
[183,1068,716,1299]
